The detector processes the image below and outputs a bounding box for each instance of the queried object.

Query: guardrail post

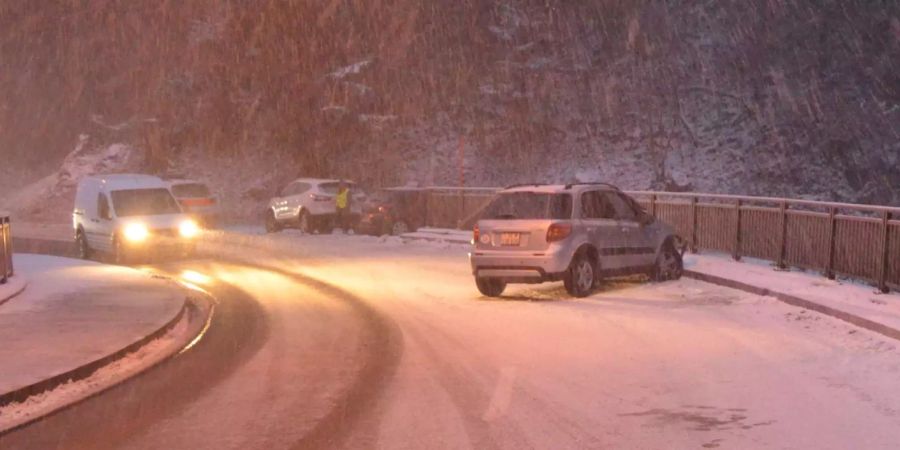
[733,199,742,261]
[6,218,11,279]
[825,206,837,279]
[458,189,466,229]
[690,196,698,253]
[879,210,892,293]
[649,194,657,218]
[777,201,788,269]
[0,216,10,283]
[0,218,5,284]
[423,190,432,228]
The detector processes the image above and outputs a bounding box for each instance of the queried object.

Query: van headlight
[123,223,150,242]
[179,219,200,239]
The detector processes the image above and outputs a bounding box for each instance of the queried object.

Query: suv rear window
[171,183,211,198]
[481,192,572,220]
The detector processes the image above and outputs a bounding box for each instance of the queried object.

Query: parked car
[265,178,365,233]
[167,179,220,227]
[73,174,201,264]
[356,187,428,236]
[469,183,684,298]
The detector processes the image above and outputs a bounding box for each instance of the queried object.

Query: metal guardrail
[420,187,899,293]
[420,187,498,230]
[1,213,13,283]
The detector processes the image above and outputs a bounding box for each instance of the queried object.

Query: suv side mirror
[640,213,654,226]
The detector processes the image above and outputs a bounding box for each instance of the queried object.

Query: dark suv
[356,188,428,236]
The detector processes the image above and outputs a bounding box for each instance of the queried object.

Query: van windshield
[481,192,572,220]
[110,189,182,217]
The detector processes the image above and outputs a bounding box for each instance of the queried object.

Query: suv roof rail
[564,182,621,191]
[503,183,547,189]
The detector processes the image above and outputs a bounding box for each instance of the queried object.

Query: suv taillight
[546,223,572,242]
[473,224,480,244]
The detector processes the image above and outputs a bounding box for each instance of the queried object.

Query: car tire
[564,254,595,298]
[391,220,410,236]
[652,240,683,282]
[75,230,92,260]
[265,211,282,233]
[298,211,312,233]
[475,278,506,297]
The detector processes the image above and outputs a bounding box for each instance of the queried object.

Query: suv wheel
[265,211,282,233]
[76,231,92,260]
[298,211,311,233]
[391,220,410,236]
[475,278,506,297]
[652,241,683,282]
[564,254,595,298]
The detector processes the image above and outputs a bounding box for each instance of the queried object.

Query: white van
[73,174,201,263]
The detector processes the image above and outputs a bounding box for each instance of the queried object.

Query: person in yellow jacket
[334,180,352,233]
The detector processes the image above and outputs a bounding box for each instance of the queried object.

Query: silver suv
[469,183,684,297]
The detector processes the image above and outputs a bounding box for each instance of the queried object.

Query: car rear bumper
[356,214,386,235]
[469,246,574,282]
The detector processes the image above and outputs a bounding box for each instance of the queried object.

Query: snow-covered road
[4,232,900,449]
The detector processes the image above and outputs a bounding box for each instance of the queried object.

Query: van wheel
[75,231,91,260]
[652,240,683,281]
[265,211,282,233]
[475,278,506,297]
[564,254,595,298]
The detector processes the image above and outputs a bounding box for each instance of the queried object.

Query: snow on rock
[328,59,371,79]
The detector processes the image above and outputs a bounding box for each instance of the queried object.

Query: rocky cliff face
[2,0,897,217]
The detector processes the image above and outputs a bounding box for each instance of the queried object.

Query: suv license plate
[500,233,521,246]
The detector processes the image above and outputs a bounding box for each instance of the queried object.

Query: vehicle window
[282,182,310,196]
[110,188,182,217]
[320,182,355,194]
[171,183,211,198]
[481,192,572,220]
[605,193,638,221]
[580,191,616,219]
[97,193,111,220]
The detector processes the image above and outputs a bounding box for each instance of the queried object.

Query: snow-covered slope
[1,1,897,219]
[0,136,140,222]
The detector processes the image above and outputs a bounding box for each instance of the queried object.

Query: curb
[0,277,27,307]
[0,297,189,409]
[10,237,75,259]
[684,269,900,342]
[0,236,207,418]
[399,233,470,245]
